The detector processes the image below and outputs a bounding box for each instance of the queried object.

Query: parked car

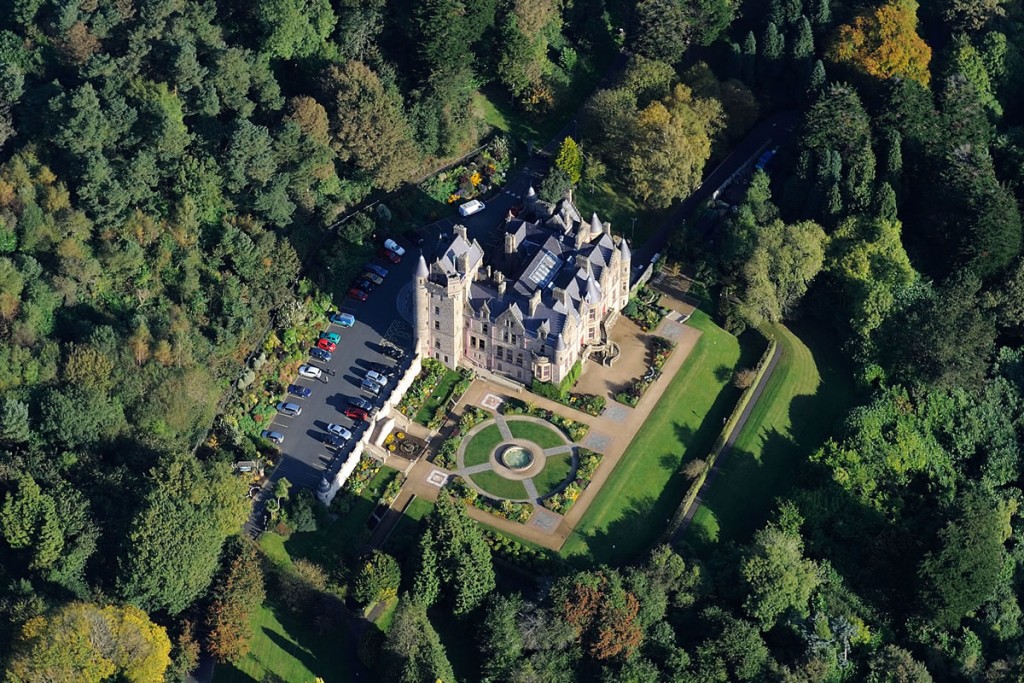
[377,247,401,264]
[383,238,406,257]
[348,287,369,301]
[364,264,388,278]
[287,384,311,398]
[361,271,383,285]
[352,278,376,293]
[344,405,369,421]
[380,345,404,360]
[361,378,382,395]
[310,347,332,362]
[368,362,397,377]
[316,337,337,352]
[324,434,345,447]
[459,199,485,217]
[277,401,302,416]
[348,396,373,411]
[401,229,425,247]
[326,423,353,440]
[365,369,389,386]
[330,312,356,327]
[320,331,341,344]
[261,430,284,444]
[299,365,323,379]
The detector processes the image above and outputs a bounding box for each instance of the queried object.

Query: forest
[1,0,1024,681]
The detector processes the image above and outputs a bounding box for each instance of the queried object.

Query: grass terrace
[507,420,566,449]
[560,310,763,566]
[533,452,573,496]
[463,424,504,467]
[469,470,529,500]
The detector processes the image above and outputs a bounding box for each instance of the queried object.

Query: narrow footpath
[671,341,784,543]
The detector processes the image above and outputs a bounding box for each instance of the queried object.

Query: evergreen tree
[808,58,827,93]
[381,597,457,683]
[792,16,815,64]
[742,31,758,84]
[554,136,584,186]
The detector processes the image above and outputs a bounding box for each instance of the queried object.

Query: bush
[543,448,603,515]
[352,551,401,606]
[284,490,320,533]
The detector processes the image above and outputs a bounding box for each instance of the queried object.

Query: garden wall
[317,354,423,504]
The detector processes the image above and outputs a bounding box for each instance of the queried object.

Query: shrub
[352,551,401,606]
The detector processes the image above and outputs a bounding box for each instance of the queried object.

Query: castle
[412,188,631,386]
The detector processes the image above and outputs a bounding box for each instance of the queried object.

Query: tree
[624,84,723,208]
[254,0,336,60]
[696,607,771,680]
[495,0,559,101]
[414,495,495,616]
[118,454,249,614]
[380,597,457,683]
[632,0,691,63]
[867,645,934,682]
[205,539,266,663]
[828,0,932,86]
[0,396,30,443]
[555,137,584,186]
[5,602,171,683]
[353,551,401,606]
[918,492,1007,628]
[321,61,419,190]
[479,593,524,681]
[0,473,64,571]
[941,0,1006,31]
[742,524,821,629]
[736,219,827,325]
[538,168,572,204]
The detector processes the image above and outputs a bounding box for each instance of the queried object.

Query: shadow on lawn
[264,628,321,674]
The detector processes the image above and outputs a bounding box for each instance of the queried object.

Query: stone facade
[413,190,631,386]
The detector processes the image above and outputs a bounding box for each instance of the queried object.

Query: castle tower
[413,255,429,356]
[618,237,632,308]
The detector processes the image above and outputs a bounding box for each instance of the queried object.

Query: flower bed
[377,474,405,507]
[424,368,475,430]
[420,138,512,204]
[564,392,606,416]
[397,358,447,418]
[445,476,532,524]
[343,455,383,496]
[500,398,590,442]
[483,531,549,572]
[542,448,603,515]
[623,285,669,332]
[433,434,462,470]
[614,336,676,407]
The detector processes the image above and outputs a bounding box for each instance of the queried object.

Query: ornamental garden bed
[397,358,448,418]
[499,398,590,442]
[614,336,676,407]
[445,477,533,524]
[416,367,474,429]
[541,448,603,515]
[623,285,670,332]
[431,406,491,470]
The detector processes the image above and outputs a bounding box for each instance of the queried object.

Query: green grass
[576,178,664,245]
[413,368,462,425]
[463,424,503,468]
[560,309,763,566]
[215,602,353,683]
[382,497,435,560]
[533,452,573,496]
[470,470,529,500]
[371,597,399,632]
[507,420,566,449]
[685,322,856,551]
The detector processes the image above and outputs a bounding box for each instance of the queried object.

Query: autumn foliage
[204,540,266,663]
[827,0,932,86]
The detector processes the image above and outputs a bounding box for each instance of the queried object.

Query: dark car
[287,384,312,398]
[324,433,345,447]
[368,362,398,377]
[364,263,388,278]
[377,247,401,264]
[360,378,382,396]
[380,345,404,360]
[348,396,373,411]
[261,430,284,444]
[348,287,368,301]
[402,229,425,247]
[344,405,369,421]
[360,271,384,285]
[310,347,332,362]
[352,278,375,293]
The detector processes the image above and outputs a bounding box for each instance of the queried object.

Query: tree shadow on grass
[714,364,733,383]
[213,664,260,683]
[263,627,320,672]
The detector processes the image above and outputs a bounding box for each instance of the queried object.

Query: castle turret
[414,255,429,355]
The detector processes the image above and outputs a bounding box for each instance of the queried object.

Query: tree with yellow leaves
[828,0,932,86]
[5,602,171,683]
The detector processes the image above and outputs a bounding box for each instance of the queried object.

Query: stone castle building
[413,189,631,385]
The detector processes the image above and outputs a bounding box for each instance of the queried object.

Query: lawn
[534,452,573,496]
[575,178,663,246]
[560,309,763,566]
[469,470,528,500]
[413,368,462,425]
[463,423,504,467]
[215,602,354,683]
[685,322,856,551]
[382,496,435,560]
[507,420,566,449]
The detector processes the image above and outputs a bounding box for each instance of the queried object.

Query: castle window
[479,339,486,350]
[435,340,440,349]
[483,323,489,334]
[497,362,502,371]
[434,321,440,330]
[502,331,508,342]
[444,355,449,363]
[471,337,477,348]
[517,353,524,366]
[511,334,517,345]
[434,306,440,315]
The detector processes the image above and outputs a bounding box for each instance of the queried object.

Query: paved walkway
[671,340,783,543]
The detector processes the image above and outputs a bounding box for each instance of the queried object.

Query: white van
[459,199,485,217]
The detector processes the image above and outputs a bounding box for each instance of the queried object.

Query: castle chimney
[575,254,590,275]
[498,280,506,299]
[504,232,516,255]
[454,224,468,241]
[529,288,541,316]
[552,286,569,306]
[456,252,469,274]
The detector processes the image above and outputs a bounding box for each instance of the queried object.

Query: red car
[316,338,336,352]
[348,287,368,302]
[377,247,401,264]
[344,405,369,421]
